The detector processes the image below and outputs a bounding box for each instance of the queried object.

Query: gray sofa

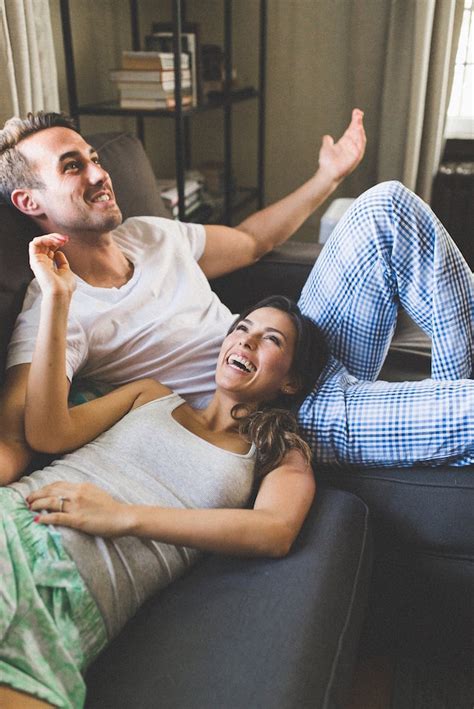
[0,133,372,708]
[0,131,471,707]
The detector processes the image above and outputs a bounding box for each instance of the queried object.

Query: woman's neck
[198,392,256,434]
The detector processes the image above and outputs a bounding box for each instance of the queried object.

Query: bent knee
[361,180,410,203]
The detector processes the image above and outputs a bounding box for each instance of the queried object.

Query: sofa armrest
[86,488,372,709]
[211,241,322,313]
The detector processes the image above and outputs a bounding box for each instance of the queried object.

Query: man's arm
[0,364,33,484]
[199,109,366,279]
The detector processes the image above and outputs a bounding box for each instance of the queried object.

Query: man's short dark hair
[0,111,79,204]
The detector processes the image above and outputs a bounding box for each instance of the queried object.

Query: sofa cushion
[86,488,372,709]
[317,465,473,557]
[87,132,168,219]
[318,465,474,641]
[0,206,39,383]
[211,241,323,313]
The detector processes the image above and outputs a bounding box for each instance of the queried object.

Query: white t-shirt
[7,216,235,408]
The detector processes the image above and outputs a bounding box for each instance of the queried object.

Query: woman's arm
[28,449,316,557]
[25,235,164,454]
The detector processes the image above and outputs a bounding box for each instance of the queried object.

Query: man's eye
[92,156,101,165]
[64,161,79,171]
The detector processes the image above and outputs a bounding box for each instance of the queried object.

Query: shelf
[76,88,259,119]
[60,0,267,225]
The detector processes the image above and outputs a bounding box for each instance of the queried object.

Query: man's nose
[87,161,109,183]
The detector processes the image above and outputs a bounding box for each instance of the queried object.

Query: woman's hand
[29,234,76,297]
[27,481,129,537]
[318,108,366,184]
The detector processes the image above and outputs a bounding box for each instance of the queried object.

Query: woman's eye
[267,335,281,346]
[235,323,247,332]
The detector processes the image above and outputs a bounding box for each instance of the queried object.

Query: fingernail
[33,515,40,523]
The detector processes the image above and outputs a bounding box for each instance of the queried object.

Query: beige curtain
[0,0,59,125]
[377,0,464,202]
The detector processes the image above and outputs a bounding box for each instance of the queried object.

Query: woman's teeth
[227,354,256,372]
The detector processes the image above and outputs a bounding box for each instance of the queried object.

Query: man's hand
[29,234,76,297]
[318,108,366,184]
[199,108,367,279]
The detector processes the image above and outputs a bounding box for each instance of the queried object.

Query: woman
[0,235,327,709]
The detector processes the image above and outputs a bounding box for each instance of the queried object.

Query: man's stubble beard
[58,203,123,237]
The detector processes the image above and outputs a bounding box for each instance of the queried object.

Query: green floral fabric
[0,488,107,708]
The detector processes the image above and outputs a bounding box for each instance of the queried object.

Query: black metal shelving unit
[59,0,266,225]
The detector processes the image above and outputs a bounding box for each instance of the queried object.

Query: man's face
[16,127,122,237]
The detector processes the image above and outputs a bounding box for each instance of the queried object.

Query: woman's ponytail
[234,405,312,479]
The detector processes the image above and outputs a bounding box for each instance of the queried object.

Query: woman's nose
[239,335,256,349]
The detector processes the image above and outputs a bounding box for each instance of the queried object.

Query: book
[146,32,198,106]
[119,82,192,99]
[122,51,190,71]
[159,178,201,207]
[110,68,191,83]
[170,193,202,217]
[120,95,192,110]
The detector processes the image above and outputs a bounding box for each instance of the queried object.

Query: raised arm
[25,235,162,454]
[199,109,366,279]
[28,448,316,558]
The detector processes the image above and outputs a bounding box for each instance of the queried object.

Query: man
[0,109,367,483]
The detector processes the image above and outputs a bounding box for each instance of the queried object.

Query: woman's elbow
[263,524,297,558]
[25,426,64,455]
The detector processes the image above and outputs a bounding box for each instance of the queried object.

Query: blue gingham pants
[298,181,473,468]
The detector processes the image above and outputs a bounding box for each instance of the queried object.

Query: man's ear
[10,188,44,217]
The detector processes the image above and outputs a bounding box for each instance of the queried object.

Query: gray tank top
[11,393,256,638]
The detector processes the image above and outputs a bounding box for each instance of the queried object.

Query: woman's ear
[280,375,301,397]
[10,188,43,217]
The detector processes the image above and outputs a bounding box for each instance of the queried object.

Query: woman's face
[216,307,299,403]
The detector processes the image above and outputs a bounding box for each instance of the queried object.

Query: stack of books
[145,29,199,106]
[110,51,193,110]
[157,178,203,219]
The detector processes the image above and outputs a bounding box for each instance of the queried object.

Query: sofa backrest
[0,132,168,385]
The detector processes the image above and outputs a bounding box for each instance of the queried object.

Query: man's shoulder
[114,216,206,260]
[113,215,187,250]
[115,215,176,240]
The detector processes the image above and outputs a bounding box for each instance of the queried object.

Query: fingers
[347,108,366,150]
[29,495,68,513]
[29,234,69,255]
[34,511,74,527]
[27,484,72,526]
[28,234,74,293]
[54,250,70,271]
[27,481,75,507]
